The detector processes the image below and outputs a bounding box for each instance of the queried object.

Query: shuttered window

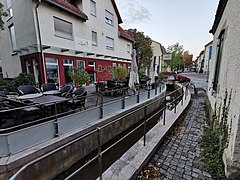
[105,10,114,26]
[106,37,114,50]
[54,17,73,40]
[90,0,96,16]
[92,31,97,46]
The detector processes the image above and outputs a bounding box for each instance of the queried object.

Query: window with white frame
[9,24,17,51]
[6,0,13,18]
[90,0,96,16]
[105,10,114,26]
[106,36,114,50]
[127,44,131,54]
[77,60,85,69]
[46,58,59,84]
[54,17,73,40]
[92,31,97,46]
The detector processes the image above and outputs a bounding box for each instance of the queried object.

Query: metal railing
[9,83,189,180]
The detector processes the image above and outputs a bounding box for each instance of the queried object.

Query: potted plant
[110,66,127,80]
[69,67,90,87]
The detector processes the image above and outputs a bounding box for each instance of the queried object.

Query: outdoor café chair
[68,87,87,110]
[60,84,74,97]
[41,83,58,92]
[17,85,40,95]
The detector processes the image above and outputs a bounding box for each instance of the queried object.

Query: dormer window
[105,10,114,26]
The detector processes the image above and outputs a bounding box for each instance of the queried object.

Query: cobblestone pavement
[146,73,212,180]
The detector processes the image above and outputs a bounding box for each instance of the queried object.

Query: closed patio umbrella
[150,57,156,84]
[129,49,139,92]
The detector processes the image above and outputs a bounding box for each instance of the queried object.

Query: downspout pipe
[35,0,46,84]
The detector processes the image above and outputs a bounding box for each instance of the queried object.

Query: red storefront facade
[20,52,131,87]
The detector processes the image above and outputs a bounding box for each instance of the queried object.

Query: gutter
[35,0,47,84]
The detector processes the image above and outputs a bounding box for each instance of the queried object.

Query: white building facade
[0,0,133,86]
[150,40,163,81]
[203,41,213,74]
[208,0,240,178]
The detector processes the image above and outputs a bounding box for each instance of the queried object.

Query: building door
[88,60,95,84]
[45,57,60,85]
[63,59,73,84]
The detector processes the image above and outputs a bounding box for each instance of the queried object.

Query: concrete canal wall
[1,86,166,179]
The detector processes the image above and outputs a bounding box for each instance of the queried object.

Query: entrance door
[63,59,73,84]
[45,58,60,85]
[88,60,96,84]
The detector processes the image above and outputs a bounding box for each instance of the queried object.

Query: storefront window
[63,59,73,84]
[46,58,59,84]
[77,60,85,69]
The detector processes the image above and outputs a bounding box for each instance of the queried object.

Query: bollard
[97,127,102,180]
[163,107,166,125]
[100,94,103,118]
[122,95,125,109]
[148,86,150,99]
[137,90,140,103]
[144,105,147,146]
[155,84,157,95]
[174,103,177,113]
[54,102,59,137]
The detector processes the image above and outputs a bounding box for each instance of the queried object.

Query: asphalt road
[181,72,208,91]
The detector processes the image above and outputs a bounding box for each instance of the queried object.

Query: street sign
[162,54,172,61]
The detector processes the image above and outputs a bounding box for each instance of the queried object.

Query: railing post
[185,86,187,101]
[100,94,103,119]
[148,85,150,99]
[122,95,125,109]
[144,105,147,146]
[163,96,166,125]
[54,102,59,137]
[137,90,140,103]
[181,87,184,106]
[97,127,102,180]
[155,83,157,95]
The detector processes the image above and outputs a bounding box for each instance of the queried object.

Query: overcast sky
[115,0,219,59]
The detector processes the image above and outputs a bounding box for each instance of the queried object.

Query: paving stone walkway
[148,92,212,180]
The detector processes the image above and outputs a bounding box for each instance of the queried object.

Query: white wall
[203,43,212,74]
[37,0,132,60]
[151,41,163,75]
[208,0,240,177]
[0,0,37,78]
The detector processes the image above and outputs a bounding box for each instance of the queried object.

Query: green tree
[166,43,184,70]
[0,2,7,31]
[126,29,153,70]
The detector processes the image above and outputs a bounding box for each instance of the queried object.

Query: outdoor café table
[18,93,43,100]
[27,95,68,115]
[42,90,61,96]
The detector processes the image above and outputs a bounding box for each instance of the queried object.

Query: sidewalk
[146,92,211,180]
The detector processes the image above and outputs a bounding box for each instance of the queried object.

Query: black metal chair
[68,87,87,110]
[59,84,74,97]
[17,85,40,95]
[139,75,151,88]
[0,91,8,97]
[41,83,57,92]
